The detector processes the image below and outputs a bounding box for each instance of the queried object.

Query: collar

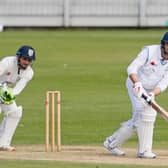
[160,57,168,65]
[159,46,168,65]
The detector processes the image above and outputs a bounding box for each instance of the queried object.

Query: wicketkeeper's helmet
[16,45,36,61]
[161,32,168,45]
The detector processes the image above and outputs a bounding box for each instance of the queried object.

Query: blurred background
[0,0,168,30]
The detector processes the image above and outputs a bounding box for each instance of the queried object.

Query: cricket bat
[142,94,168,122]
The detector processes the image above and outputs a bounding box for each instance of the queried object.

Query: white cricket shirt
[0,56,34,95]
[127,45,168,92]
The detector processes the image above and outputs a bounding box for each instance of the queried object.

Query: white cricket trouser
[0,102,22,147]
[106,78,157,154]
[126,78,157,154]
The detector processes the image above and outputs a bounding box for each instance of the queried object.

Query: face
[162,43,168,60]
[19,56,32,69]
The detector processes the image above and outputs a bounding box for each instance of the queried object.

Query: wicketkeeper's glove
[0,83,15,105]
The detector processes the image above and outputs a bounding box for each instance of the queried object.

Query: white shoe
[103,140,125,156]
[0,146,16,152]
[138,151,156,159]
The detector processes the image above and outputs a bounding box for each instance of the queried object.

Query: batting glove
[141,92,155,105]
[133,82,147,98]
[148,92,155,100]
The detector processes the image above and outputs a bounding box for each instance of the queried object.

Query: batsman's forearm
[152,87,161,96]
[129,73,139,84]
[129,74,161,96]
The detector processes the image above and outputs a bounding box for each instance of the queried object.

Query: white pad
[107,121,136,148]
[0,106,22,147]
[137,106,156,154]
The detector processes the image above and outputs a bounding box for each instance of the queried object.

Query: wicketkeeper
[0,45,36,151]
[104,32,168,158]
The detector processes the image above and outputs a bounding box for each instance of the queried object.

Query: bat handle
[141,93,152,105]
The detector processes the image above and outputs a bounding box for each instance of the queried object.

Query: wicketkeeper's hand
[133,82,147,98]
[0,83,15,105]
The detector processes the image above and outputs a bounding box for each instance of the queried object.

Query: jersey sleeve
[0,58,9,76]
[12,69,34,96]
[156,70,168,92]
[127,47,149,75]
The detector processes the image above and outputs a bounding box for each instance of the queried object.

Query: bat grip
[141,93,152,105]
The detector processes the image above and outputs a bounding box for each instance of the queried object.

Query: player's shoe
[137,151,156,159]
[0,146,16,151]
[103,140,125,156]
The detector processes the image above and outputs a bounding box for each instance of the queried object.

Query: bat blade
[150,101,168,122]
[141,94,168,122]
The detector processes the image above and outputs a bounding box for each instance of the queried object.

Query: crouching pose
[0,45,36,151]
[104,32,168,158]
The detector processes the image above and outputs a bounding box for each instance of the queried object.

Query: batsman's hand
[141,92,155,105]
[0,83,15,105]
[133,82,147,98]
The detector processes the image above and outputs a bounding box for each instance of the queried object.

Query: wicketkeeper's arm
[12,78,29,96]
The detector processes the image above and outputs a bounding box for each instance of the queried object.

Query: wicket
[45,91,61,152]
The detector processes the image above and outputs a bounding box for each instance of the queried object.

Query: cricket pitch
[0,145,168,166]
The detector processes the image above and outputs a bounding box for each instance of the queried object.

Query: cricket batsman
[104,32,168,158]
[0,45,36,151]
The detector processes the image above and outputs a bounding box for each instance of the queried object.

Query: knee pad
[141,106,156,122]
[137,106,156,154]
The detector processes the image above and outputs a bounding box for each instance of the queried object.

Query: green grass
[0,29,167,145]
[0,29,168,167]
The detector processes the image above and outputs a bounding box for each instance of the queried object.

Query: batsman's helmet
[16,45,36,61]
[161,32,168,45]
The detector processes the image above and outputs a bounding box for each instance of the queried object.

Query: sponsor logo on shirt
[150,61,156,65]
